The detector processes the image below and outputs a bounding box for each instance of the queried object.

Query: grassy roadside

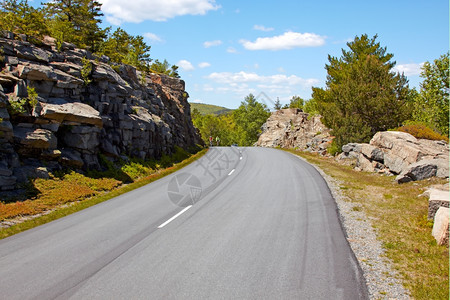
[0,148,207,240]
[284,149,449,300]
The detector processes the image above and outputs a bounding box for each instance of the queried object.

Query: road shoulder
[286,151,411,299]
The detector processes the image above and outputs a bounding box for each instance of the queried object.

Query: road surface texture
[0,147,368,299]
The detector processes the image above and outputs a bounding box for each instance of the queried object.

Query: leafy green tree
[288,95,304,109]
[412,52,449,136]
[0,0,48,38]
[233,93,271,146]
[192,112,234,146]
[303,98,319,115]
[314,34,412,150]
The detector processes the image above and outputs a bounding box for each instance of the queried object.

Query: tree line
[193,35,448,152]
[192,94,271,146]
[0,0,179,76]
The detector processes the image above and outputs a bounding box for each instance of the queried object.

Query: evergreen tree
[274,97,282,110]
[314,34,412,150]
[44,0,106,51]
[0,0,48,38]
[150,59,180,78]
[124,35,151,72]
[100,27,131,63]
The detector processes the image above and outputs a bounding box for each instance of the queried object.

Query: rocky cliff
[0,33,201,190]
[256,108,332,153]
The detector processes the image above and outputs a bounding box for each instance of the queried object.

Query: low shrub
[394,122,449,142]
[327,140,341,156]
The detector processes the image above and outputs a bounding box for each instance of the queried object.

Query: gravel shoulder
[294,154,411,299]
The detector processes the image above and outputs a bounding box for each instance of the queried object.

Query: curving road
[0,147,368,299]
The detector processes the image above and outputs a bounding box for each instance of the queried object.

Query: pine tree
[0,0,48,38]
[314,34,412,150]
[274,97,282,110]
[44,0,105,51]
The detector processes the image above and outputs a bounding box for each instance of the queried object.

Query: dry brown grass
[0,149,207,239]
[287,150,449,300]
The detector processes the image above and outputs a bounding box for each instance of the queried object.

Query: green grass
[190,102,233,115]
[284,149,449,300]
[0,148,206,240]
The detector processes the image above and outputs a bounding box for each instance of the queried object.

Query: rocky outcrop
[0,33,201,190]
[339,131,449,182]
[256,108,332,153]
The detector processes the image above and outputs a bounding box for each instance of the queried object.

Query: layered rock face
[256,108,332,153]
[339,131,449,183]
[0,34,201,190]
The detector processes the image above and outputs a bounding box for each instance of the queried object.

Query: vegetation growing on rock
[0,0,179,75]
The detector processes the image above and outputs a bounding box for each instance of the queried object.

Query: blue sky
[97,0,448,109]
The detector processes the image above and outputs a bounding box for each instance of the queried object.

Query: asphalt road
[0,147,368,299]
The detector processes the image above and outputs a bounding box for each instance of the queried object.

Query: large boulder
[13,127,57,150]
[18,62,83,88]
[396,158,448,183]
[14,43,50,63]
[432,207,449,246]
[360,144,384,162]
[34,100,102,127]
[427,189,450,219]
[62,126,101,152]
[59,149,84,169]
[370,131,418,149]
[341,131,449,182]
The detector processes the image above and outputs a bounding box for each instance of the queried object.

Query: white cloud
[227,47,237,53]
[198,62,211,68]
[178,60,195,71]
[393,63,424,76]
[100,0,220,23]
[240,31,326,51]
[207,71,319,91]
[253,25,274,32]
[203,84,214,91]
[203,40,222,48]
[143,32,163,43]
[192,99,203,103]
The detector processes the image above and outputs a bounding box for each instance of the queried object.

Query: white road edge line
[157,205,192,229]
[228,169,235,176]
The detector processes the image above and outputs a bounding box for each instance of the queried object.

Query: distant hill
[190,103,233,115]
